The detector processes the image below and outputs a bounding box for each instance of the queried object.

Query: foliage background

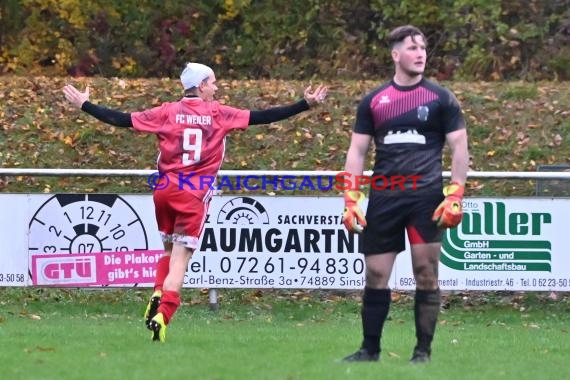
[1,1,569,195]
[1,76,568,195]
[1,0,570,80]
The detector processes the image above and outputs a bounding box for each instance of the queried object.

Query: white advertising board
[0,193,568,290]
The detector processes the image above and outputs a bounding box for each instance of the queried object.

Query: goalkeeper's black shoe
[409,347,431,364]
[342,348,379,362]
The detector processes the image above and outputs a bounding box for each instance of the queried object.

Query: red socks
[158,290,181,325]
[154,256,181,325]
[154,255,170,292]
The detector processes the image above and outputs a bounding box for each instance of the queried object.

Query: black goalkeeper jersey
[354,77,466,196]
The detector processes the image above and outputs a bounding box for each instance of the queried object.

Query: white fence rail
[1,168,570,179]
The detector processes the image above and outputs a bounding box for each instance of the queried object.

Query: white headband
[180,62,213,90]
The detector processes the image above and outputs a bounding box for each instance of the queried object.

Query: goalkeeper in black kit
[340,25,469,364]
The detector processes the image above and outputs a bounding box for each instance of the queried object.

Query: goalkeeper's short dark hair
[387,25,427,49]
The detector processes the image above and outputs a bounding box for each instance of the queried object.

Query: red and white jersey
[131,98,250,200]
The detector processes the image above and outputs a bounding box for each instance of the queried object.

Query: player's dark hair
[183,78,209,97]
[387,25,426,49]
[184,88,198,97]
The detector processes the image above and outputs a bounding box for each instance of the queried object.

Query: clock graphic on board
[28,193,149,259]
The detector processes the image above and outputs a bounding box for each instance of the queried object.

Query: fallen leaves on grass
[24,346,56,353]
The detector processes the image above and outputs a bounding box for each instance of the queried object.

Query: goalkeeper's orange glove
[432,181,465,228]
[342,190,367,233]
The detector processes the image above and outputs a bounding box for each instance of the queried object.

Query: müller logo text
[147,171,422,191]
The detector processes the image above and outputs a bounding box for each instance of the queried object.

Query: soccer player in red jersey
[340,26,469,363]
[63,63,328,342]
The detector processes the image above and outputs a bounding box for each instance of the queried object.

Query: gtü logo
[36,257,97,285]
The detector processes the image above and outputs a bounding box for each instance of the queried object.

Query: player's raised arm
[303,84,328,106]
[62,84,133,128]
[63,84,90,108]
[248,84,328,125]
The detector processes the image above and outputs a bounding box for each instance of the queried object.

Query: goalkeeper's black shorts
[360,192,444,255]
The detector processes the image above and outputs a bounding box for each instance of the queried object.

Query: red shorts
[152,174,211,248]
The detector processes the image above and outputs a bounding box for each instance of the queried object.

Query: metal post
[209,289,218,311]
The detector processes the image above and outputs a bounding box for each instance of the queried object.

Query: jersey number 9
[182,128,203,165]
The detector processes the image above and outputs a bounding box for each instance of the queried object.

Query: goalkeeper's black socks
[360,287,391,355]
[414,288,441,353]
